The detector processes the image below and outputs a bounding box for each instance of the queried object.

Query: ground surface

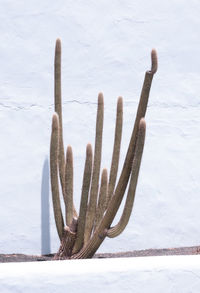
[1,246,200,263]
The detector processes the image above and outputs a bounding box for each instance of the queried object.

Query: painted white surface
[1,255,200,292]
[0,0,200,255]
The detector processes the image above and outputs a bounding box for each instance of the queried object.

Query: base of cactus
[53,227,76,260]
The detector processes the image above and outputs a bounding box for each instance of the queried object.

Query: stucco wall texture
[0,0,200,255]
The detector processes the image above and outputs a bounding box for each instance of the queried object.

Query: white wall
[1,256,200,292]
[0,0,200,255]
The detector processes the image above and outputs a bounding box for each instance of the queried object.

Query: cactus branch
[50,113,64,241]
[84,93,104,243]
[107,118,146,238]
[64,145,74,226]
[102,48,158,225]
[107,97,123,206]
[72,144,93,254]
[54,38,65,193]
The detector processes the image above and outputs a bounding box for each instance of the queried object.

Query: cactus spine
[50,39,158,259]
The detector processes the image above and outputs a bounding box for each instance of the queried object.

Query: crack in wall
[0,100,200,111]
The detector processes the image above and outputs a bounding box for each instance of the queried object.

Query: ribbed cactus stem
[107,97,123,206]
[73,144,93,254]
[107,118,146,238]
[50,113,64,241]
[64,145,74,226]
[84,93,104,243]
[54,38,65,193]
[94,168,108,231]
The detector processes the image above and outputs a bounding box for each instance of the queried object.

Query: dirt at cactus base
[1,246,200,263]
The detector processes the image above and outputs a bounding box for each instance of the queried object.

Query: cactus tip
[86,143,92,155]
[151,49,158,74]
[117,96,123,105]
[66,145,73,164]
[67,145,73,154]
[52,113,59,129]
[56,38,61,51]
[98,92,104,104]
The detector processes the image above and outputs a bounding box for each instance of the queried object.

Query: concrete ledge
[1,255,200,292]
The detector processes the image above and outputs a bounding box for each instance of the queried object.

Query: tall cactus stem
[50,113,64,241]
[107,118,146,238]
[84,93,104,243]
[107,97,123,206]
[64,145,74,226]
[72,144,93,254]
[102,48,158,226]
[54,38,65,193]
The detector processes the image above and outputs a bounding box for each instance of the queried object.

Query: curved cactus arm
[64,145,74,226]
[107,118,146,238]
[54,38,65,193]
[106,97,123,206]
[84,93,104,243]
[94,168,108,231]
[72,144,93,254]
[136,48,157,121]
[102,48,158,225]
[50,113,64,241]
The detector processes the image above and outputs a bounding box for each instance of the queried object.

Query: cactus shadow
[41,158,51,255]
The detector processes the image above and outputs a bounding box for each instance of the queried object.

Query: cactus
[50,39,158,259]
